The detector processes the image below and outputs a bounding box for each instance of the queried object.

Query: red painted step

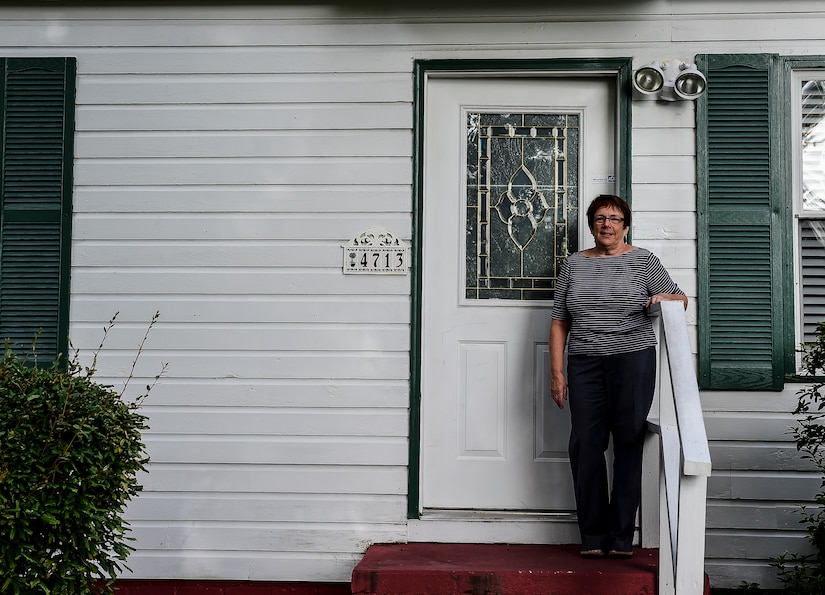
[352,543,710,595]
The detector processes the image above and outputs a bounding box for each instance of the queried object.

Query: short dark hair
[586,194,631,229]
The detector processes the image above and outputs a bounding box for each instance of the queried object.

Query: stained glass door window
[465,112,579,301]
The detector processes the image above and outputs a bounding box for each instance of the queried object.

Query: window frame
[791,67,825,373]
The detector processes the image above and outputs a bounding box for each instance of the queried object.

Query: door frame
[408,58,633,519]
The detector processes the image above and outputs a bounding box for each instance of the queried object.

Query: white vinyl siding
[702,389,820,588]
[67,15,414,581]
[631,100,698,338]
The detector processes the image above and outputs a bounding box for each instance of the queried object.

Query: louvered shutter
[696,54,787,390]
[0,58,75,364]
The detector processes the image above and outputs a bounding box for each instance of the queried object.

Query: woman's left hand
[646,293,688,309]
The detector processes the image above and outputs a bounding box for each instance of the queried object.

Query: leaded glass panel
[466,112,579,301]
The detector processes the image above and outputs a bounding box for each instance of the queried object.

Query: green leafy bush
[0,314,162,594]
[773,320,825,593]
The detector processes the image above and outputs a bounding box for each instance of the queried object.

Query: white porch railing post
[645,302,712,595]
[658,424,676,595]
[676,474,710,593]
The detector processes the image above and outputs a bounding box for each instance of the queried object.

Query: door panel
[421,76,616,512]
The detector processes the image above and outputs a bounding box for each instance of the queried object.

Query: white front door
[420,76,616,512]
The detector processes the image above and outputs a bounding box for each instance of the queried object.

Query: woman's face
[590,205,628,251]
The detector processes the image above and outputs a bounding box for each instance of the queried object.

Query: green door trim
[408,58,633,518]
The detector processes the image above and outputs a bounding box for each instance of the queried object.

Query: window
[0,58,75,365]
[464,111,580,301]
[795,73,825,355]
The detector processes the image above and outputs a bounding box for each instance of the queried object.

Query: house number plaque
[343,227,409,275]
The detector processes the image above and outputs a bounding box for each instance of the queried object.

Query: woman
[549,194,687,559]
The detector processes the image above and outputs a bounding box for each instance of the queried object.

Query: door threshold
[420,509,576,521]
[408,510,579,544]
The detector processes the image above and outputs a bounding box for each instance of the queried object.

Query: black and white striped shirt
[551,247,683,356]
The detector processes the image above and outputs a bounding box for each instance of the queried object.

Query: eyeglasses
[593,215,625,224]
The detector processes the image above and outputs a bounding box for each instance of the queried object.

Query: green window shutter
[0,57,75,364]
[696,54,788,390]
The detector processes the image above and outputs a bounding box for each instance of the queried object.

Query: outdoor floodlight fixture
[632,59,707,101]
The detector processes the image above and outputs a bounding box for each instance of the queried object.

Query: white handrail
[643,301,712,595]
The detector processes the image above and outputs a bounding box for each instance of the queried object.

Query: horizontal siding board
[126,493,406,523]
[75,104,412,132]
[69,323,410,351]
[139,464,408,495]
[105,379,409,408]
[705,531,813,559]
[128,522,404,553]
[674,16,825,42]
[632,128,695,156]
[123,551,362,582]
[632,100,696,128]
[144,436,409,465]
[16,1,818,22]
[632,155,697,184]
[707,471,820,501]
[706,502,807,530]
[73,214,411,241]
[72,270,411,295]
[656,269,695,297]
[72,243,349,268]
[69,297,411,324]
[78,47,414,75]
[674,1,825,13]
[76,73,412,104]
[705,560,787,592]
[632,212,696,240]
[0,20,670,48]
[709,443,816,471]
[87,352,409,381]
[631,184,698,212]
[142,408,408,437]
[74,158,412,186]
[701,388,800,412]
[75,130,412,158]
[704,412,795,441]
[73,187,412,213]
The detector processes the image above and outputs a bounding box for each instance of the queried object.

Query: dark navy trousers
[566,347,656,552]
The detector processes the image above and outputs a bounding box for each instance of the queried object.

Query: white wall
[3,0,825,588]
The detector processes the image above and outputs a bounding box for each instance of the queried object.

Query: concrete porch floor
[352,543,711,595]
